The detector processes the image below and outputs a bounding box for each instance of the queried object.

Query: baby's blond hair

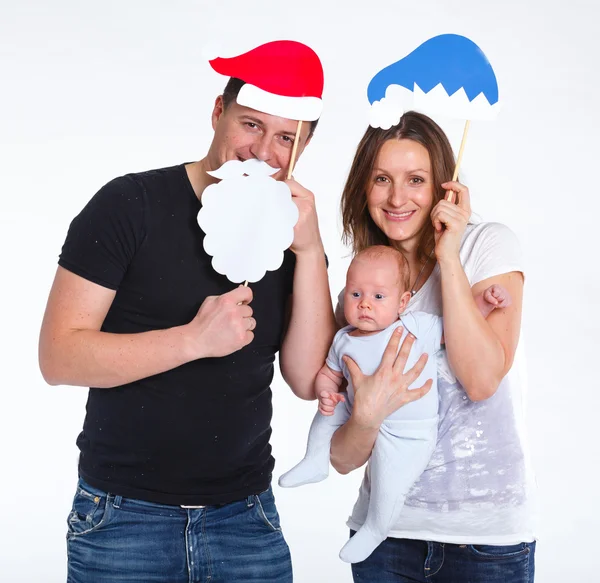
[351,245,410,292]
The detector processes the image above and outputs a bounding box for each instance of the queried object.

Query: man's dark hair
[222,77,319,138]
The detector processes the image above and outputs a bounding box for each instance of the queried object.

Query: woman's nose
[388,184,406,207]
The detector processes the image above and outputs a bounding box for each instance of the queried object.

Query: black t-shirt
[59,164,295,505]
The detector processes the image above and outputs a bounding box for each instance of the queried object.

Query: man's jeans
[350,531,535,583]
[66,478,292,583]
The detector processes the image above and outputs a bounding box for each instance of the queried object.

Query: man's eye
[246,122,258,129]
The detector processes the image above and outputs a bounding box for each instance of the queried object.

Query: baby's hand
[483,284,512,309]
[318,390,345,416]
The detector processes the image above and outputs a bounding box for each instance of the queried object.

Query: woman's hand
[431,181,471,263]
[343,327,433,429]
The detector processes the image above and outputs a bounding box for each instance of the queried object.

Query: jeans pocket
[67,482,110,536]
[253,489,282,532]
[468,543,530,560]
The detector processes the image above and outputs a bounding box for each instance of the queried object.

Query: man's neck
[185,158,218,201]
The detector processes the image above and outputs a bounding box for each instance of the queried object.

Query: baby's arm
[475,283,512,319]
[315,363,345,416]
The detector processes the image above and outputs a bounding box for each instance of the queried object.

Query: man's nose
[249,136,273,163]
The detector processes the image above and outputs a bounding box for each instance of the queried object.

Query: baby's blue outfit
[279,312,443,563]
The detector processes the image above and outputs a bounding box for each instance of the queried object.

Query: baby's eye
[352,292,360,298]
[375,294,384,300]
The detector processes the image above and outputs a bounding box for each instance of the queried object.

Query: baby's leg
[339,417,437,563]
[278,396,351,488]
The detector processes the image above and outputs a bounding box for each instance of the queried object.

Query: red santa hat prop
[209,40,324,121]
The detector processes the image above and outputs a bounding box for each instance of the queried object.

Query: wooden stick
[446,119,471,203]
[286,120,303,180]
[241,121,300,290]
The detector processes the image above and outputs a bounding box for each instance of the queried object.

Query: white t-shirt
[345,221,537,544]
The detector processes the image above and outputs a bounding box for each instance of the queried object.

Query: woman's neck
[391,239,435,294]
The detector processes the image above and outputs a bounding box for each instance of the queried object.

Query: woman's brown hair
[341,111,456,262]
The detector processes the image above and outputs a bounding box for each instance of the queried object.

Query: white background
[1,0,598,581]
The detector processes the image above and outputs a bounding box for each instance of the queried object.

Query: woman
[330,111,536,582]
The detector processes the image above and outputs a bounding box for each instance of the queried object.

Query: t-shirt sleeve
[58,176,146,290]
[465,222,524,287]
[402,312,443,354]
[325,329,345,372]
[423,314,444,353]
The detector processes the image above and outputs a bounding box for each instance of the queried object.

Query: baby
[278,245,509,564]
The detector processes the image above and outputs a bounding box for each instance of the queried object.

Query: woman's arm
[432,181,523,401]
[440,263,523,401]
[330,329,432,474]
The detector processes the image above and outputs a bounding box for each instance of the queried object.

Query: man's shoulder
[123,163,187,189]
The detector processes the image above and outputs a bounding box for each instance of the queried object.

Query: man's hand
[184,285,255,359]
[286,179,323,255]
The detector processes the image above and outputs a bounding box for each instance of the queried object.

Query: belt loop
[246,495,255,508]
[113,494,122,509]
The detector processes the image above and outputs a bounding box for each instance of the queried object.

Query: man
[39,40,335,583]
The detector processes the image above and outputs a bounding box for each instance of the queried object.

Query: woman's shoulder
[461,220,522,257]
[463,220,519,244]
[460,221,524,284]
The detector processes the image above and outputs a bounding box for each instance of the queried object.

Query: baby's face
[344,257,407,333]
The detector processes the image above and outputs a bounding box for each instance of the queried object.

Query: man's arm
[279,249,336,400]
[39,267,255,388]
[279,179,336,400]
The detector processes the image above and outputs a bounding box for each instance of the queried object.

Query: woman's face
[366,138,434,248]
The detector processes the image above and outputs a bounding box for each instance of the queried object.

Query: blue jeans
[66,478,292,583]
[350,532,535,582]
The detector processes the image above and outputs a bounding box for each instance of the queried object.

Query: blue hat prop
[368,34,500,130]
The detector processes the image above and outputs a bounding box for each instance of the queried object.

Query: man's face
[206,97,312,181]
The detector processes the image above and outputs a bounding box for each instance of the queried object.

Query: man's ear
[212,96,225,130]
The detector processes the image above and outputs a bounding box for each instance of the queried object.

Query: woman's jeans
[350,531,535,583]
[66,478,292,583]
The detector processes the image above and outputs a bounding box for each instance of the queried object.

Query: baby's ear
[398,290,412,314]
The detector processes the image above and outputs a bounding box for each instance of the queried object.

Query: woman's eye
[409,176,424,184]
[375,176,389,183]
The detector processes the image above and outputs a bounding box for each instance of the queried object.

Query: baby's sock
[339,524,385,564]
[278,446,330,487]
